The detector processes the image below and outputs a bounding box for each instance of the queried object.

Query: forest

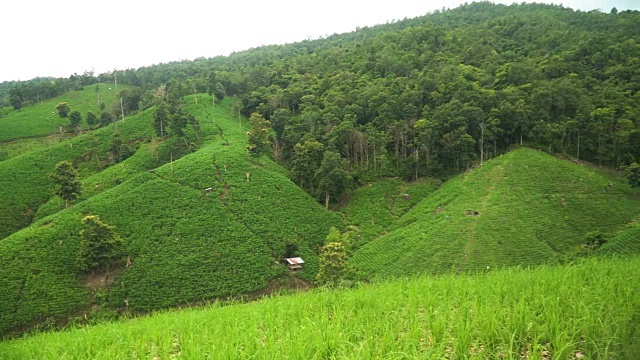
[2,2,639,200]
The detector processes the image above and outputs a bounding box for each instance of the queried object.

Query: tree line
[6,3,640,202]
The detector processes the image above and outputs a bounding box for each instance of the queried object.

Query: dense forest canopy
[3,3,639,190]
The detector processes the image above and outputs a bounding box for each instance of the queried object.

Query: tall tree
[76,215,123,273]
[69,110,82,130]
[86,111,98,127]
[56,102,71,118]
[625,163,640,187]
[246,112,271,161]
[315,150,349,210]
[291,138,324,192]
[50,161,82,208]
[316,241,351,287]
[153,99,169,138]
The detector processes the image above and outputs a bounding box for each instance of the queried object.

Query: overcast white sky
[0,0,637,82]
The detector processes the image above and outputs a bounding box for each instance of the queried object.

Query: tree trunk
[480,123,485,165]
[577,130,580,160]
[325,192,329,210]
[414,147,419,181]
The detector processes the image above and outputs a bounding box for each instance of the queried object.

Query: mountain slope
[0,98,341,336]
[0,87,151,239]
[352,148,640,278]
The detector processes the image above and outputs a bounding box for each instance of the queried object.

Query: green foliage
[1,256,639,359]
[316,240,350,286]
[99,112,112,128]
[76,215,122,273]
[86,111,97,127]
[55,102,70,118]
[0,91,155,239]
[352,148,640,278]
[316,150,349,209]
[624,163,640,187]
[0,85,121,143]
[597,222,640,256]
[49,161,82,208]
[0,97,342,336]
[68,110,81,129]
[585,230,607,248]
[245,112,270,159]
[153,99,169,137]
[339,178,441,246]
[291,138,324,192]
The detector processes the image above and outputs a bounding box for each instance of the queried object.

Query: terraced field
[352,148,640,278]
[598,221,640,256]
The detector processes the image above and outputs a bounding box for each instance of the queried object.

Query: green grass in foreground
[1,256,638,359]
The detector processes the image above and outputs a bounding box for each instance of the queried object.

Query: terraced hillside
[0,86,135,238]
[338,178,441,247]
[0,96,341,336]
[352,148,640,278]
[598,221,640,256]
[0,84,120,144]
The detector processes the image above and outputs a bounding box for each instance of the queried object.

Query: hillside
[1,256,638,359]
[598,220,640,256]
[2,0,640,344]
[352,148,640,278]
[0,96,341,336]
[0,84,120,144]
[0,88,152,239]
[338,177,441,246]
[84,2,640,181]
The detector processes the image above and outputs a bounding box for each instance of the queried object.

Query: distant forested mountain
[7,3,640,186]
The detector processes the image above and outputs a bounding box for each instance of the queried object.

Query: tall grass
[1,256,638,359]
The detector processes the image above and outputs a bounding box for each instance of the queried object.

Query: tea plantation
[0,86,147,239]
[351,148,640,278]
[338,177,441,247]
[0,84,121,143]
[0,92,342,336]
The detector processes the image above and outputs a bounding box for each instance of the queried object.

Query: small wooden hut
[285,257,304,271]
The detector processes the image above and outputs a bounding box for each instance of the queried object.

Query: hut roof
[285,257,304,265]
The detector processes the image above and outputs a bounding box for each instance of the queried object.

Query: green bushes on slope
[0,97,342,336]
[352,148,640,278]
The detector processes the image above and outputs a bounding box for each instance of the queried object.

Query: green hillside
[0,85,143,238]
[0,96,153,239]
[2,256,638,359]
[352,148,640,278]
[339,178,441,246]
[598,220,640,256]
[0,95,341,336]
[0,84,120,144]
